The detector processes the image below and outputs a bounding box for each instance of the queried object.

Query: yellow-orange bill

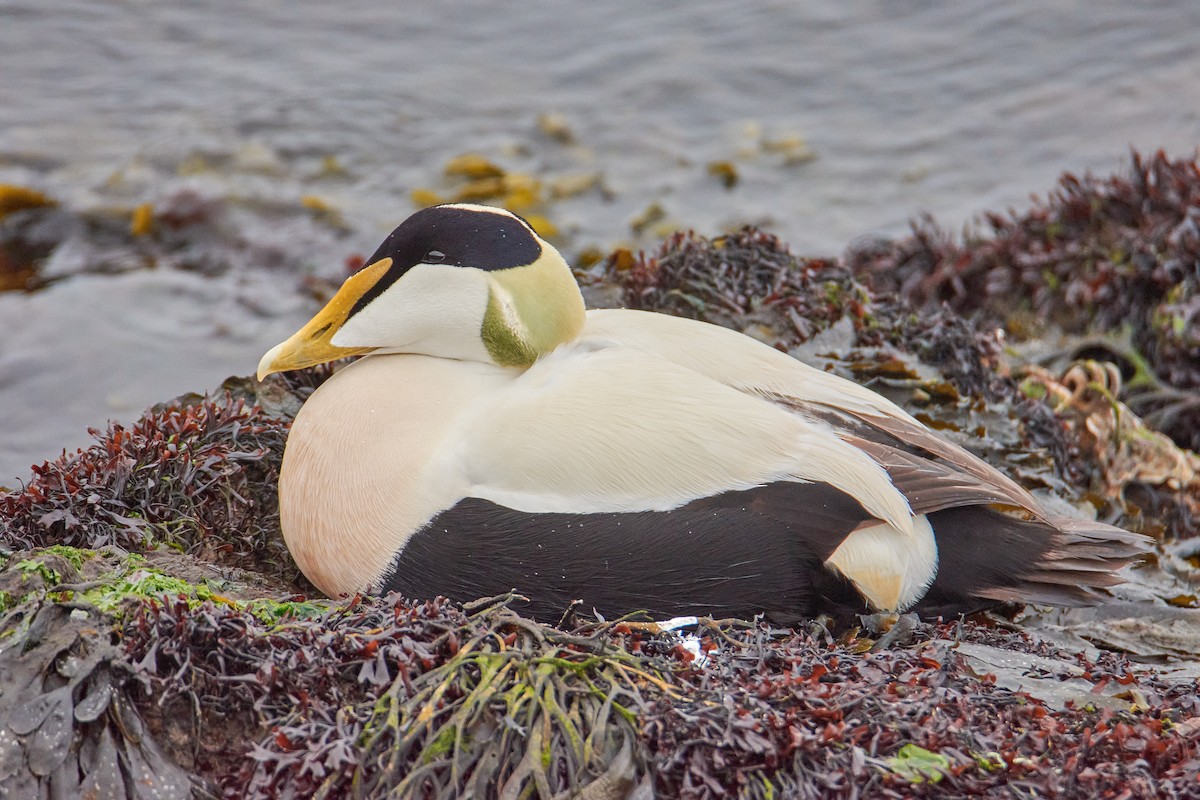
[256,258,392,380]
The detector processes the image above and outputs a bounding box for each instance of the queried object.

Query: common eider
[257,204,1146,622]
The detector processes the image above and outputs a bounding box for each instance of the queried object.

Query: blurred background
[1,0,1198,485]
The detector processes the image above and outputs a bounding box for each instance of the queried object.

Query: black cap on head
[350,205,543,318]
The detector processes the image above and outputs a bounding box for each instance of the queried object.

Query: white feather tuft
[825,515,938,611]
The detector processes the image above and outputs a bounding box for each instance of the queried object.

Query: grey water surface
[1,0,1198,483]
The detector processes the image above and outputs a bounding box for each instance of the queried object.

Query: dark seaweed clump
[115,592,1200,799]
[845,150,1200,452]
[124,593,650,798]
[644,623,1200,799]
[609,226,868,346]
[862,301,1010,404]
[0,393,300,586]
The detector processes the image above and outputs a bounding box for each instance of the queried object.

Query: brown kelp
[0,393,302,587]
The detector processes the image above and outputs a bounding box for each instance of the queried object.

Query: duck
[256,203,1147,623]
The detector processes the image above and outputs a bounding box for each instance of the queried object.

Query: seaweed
[606,226,865,347]
[0,393,303,588]
[115,591,1200,798]
[0,596,194,799]
[1015,361,1199,541]
[642,620,1200,799]
[845,150,1200,452]
[410,153,565,239]
[11,532,1194,798]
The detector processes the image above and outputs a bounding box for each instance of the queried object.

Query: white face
[331,262,495,362]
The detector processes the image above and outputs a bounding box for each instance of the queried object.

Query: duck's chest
[277,354,510,597]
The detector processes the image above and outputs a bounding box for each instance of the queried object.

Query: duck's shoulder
[580,308,844,403]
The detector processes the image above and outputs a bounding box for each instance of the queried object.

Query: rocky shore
[1,152,1197,798]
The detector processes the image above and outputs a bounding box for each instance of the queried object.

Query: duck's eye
[424,250,446,263]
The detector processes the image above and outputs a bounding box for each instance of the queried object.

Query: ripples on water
[1,0,1198,482]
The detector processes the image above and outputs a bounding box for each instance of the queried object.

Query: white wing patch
[582,309,913,420]
[452,343,913,534]
[583,309,1038,514]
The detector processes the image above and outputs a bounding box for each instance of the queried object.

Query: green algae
[1019,378,1049,401]
[242,596,328,624]
[81,567,216,613]
[14,557,60,586]
[41,544,94,571]
[0,546,321,631]
[887,744,951,784]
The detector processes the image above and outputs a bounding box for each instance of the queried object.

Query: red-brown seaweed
[2,152,1199,798]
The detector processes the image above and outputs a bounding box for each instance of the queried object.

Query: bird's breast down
[279,354,506,597]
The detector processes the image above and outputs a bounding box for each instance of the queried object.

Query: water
[1,0,1198,483]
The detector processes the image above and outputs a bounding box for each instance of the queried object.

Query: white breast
[278,353,512,597]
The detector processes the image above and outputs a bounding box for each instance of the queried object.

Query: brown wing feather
[763,391,1045,518]
[858,410,1041,510]
[839,433,1020,515]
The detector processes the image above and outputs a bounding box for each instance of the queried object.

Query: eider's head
[257,204,585,378]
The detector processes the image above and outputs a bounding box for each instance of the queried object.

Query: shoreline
[1,152,1198,797]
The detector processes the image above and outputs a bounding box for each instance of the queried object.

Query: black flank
[378,480,1146,623]
[380,484,873,624]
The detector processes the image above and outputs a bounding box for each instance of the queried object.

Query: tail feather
[916,505,1151,616]
[1053,517,1150,552]
[1032,560,1131,577]
[976,583,1111,607]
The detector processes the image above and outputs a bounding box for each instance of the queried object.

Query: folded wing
[581,309,1149,611]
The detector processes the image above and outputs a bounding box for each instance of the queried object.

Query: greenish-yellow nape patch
[482,285,540,367]
[479,254,586,367]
